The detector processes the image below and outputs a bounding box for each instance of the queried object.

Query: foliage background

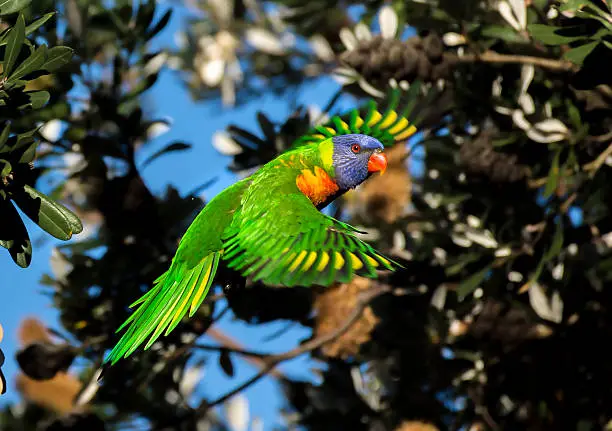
[2,0,612,430]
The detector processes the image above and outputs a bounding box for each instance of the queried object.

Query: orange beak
[367,151,387,175]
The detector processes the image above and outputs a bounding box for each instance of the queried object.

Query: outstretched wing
[221,180,401,287]
[291,81,437,149]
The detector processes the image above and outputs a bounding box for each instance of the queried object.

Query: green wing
[291,81,433,149]
[104,180,250,365]
[221,176,401,287]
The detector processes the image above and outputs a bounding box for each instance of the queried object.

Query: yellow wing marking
[317,251,330,271]
[388,118,409,134]
[289,250,308,272]
[302,251,318,271]
[395,125,417,141]
[367,111,382,126]
[349,252,363,270]
[355,116,364,128]
[365,255,380,268]
[380,110,398,129]
[376,254,391,266]
[334,252,345,270]
[190,261,214,314]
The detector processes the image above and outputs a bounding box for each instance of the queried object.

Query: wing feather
[222,181,401,287]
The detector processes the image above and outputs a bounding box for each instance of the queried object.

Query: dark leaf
[546,221,565,260]
[257,112,276,141]
[219,349,235,377]
[0,123,8,151]
[145,8,172,40]
[543,149,561,198]
[2,12,25,77]
[457,266,491,300]
[0,198,31,267]
[17,140,36,163]
[16,342,76,380]
[141,142,191,167]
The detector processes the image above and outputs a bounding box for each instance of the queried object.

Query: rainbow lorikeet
[105,90,422,366]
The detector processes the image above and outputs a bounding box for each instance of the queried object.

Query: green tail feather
[104,252,220,365]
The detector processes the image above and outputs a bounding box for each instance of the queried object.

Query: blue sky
[0,3,363,429]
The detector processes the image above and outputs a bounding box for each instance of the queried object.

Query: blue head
[331,134,388,190]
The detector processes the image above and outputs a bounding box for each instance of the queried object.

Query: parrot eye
[351,144,361,153]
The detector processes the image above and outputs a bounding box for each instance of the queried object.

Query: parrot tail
[104,252,221,366]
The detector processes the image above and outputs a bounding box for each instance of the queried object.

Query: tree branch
[193,283,391,415]
[451,51,578,72]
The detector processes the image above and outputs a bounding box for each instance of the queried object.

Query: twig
[583,141,612,176]
[193,283,391,414]
[194,327,286,379]
[452,51,578,72]
[586,129,612,143]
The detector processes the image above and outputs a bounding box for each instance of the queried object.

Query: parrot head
[331,134,388,190]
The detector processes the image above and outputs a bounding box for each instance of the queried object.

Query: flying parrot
[104,88,425,366]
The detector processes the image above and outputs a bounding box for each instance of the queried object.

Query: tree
[3,0,612,430]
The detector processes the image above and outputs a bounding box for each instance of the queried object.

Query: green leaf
[0,122,9,150]
[481,25,525,43]
[0,158,11,176]
[2,13,25,77]
[558,0,589,13]
[8,44,47,82]
[543,149,561,198]
[545,221,565,260]
[491,134,519,147]
[40,46,73,72]
[17,140,36,163]
[26,12,56,34]
[11,184,75,240]
[563,40,600,65]
[0,198,31,267]
[566,99,582,129]
[0,0,31,16]
[141,142,191,167]
[457,266,491,300]
[528,24,587,45]
[23,90,50,109]
[0,12,55,47]
[445,253,482,276]
[43,191,83,235]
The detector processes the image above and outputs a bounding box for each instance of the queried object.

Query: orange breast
[296,166,339,206]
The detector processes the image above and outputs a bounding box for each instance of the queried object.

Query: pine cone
[468,299,553,344]
[339,33,453,86]
[313,277,380,359]
[459,132,530,183]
